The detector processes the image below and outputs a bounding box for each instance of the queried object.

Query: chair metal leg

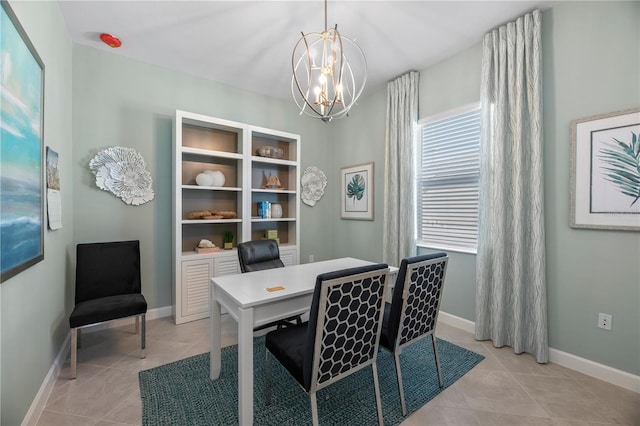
[310,391,319,426]
[70,328,78,380]
[431,334,443,387]
[135,315,140,334]
[265,350,272,404]
[371,362,384,426]
[394,352,407,415]
[140,313,146,358]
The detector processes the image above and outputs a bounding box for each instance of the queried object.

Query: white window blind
[417,104,480,253]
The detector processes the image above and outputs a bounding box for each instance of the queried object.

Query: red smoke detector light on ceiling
[100,33,121,48]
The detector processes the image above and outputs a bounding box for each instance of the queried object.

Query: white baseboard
[548,347,640,393]
[22,332,70,426]
[438,310,475,334]
[438,310,639,394]
[22,305,173,426]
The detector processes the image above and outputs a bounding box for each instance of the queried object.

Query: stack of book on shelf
[262,229,279,245]
[195,246,221,254]
[195,238,221,254]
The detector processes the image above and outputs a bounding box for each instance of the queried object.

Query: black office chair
[237,239,302,330]
[379,252,448,415]
[265,263,390,426]
[69,240,147,379]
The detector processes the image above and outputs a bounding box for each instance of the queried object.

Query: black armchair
[69,240,147,379]
[237,239,302,330]
[237,239,285,272]
[265,263,390,426]
[379,252,448,415]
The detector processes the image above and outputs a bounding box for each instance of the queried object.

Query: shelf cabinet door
[280,246,298,266]
[214,253,240,276]
[179,258,214,323]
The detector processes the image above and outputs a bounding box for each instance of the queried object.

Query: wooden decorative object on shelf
[187,210,212,219]
[187,210,237,220]
[211,210,237,219]
[201,215,224,220]
[264,171,282,189]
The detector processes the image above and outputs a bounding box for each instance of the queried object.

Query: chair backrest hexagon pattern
[304,263,390,392]
[397,255,448,349]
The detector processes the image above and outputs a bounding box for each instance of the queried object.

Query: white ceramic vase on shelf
[195,172,213,186]
[205,170,225,187]
[196,170,225,187]
[271,203,283,218]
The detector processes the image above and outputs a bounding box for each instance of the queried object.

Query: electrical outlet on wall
[598,312,612,330]
[309,254,314,263]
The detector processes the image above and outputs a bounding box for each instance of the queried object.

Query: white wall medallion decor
[301,166,327,206]
[341,162,374,220]
[570,108,640,231]
[89,146,155,206]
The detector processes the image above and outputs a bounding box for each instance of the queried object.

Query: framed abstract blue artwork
[1,0,45,282]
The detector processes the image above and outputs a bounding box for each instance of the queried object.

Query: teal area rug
[139,336,483,425]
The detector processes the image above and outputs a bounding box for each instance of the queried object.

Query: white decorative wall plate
[89,146,155,205]
[301,166,327,207]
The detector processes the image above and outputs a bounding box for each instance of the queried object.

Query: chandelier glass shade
[291,2,367,122]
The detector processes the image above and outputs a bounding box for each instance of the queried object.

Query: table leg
[238,306,254,426]
[210,286,222,380]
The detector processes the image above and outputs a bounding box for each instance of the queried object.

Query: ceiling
[58,1,553,101]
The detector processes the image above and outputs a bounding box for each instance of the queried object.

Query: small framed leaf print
[341,162,374,220]
[570,108,640,231]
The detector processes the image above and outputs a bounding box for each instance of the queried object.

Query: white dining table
[209,257,397,425]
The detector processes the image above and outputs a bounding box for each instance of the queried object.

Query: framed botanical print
[341,162,374,220]
[570,108,640,231]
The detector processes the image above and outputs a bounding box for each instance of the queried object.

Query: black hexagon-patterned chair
[265,263,390,426]
[379,252,448,415]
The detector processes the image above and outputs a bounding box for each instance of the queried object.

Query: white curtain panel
[383,71,419,267]
[475,10,548,363]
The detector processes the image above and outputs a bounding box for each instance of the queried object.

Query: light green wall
[419,43,483,118]
[415,2,639,375]
[71,46,334,309]
[3,1,639,424]
[542,2,639,375]
[0,1,74,424]
[329,88,388,262]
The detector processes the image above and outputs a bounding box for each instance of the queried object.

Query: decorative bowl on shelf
[211,210,237,219]
[257,146,284,159]
[186,210,236,220]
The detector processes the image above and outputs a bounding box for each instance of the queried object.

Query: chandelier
[291,0,367,122]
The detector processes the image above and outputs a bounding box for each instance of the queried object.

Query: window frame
[416,102,481,255]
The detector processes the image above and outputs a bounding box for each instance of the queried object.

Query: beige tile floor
[36,316,639,426]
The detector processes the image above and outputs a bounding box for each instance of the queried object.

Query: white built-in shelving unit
[173,110,300,324]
